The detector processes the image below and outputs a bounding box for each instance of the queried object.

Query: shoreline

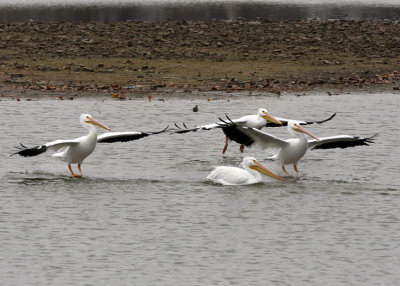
[1,20,399,99]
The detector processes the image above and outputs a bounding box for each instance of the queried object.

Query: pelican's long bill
[261,111,282,125]
[294,124,320,141]
[250,160,285,181]
[85,116,111,131]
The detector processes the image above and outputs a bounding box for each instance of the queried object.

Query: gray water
[1,92,399,285]
[1,0,400,22]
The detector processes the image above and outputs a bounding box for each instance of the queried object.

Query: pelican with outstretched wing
[173,108,336,154]
[220,119,376,174]
[207,156,284,185]
[12,114,168,177]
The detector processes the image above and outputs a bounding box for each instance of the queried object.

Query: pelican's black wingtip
[150,125,170,135]
[306,112,337,125]
[364,133,378,145]
[11,144,48,157]
[325,112,337,122]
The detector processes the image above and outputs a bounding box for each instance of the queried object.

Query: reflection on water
[1,1,400,22]
[1,92,400,285]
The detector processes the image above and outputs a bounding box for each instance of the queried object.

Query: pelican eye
[86,116,90,119]
[253,160,257,164]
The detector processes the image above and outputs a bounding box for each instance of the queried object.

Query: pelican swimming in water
[12,114,168,177]
[220,119,376,174]
[207,156,284,185]
[172,109,336,154]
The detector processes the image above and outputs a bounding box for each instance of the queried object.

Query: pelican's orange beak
[294,124,319,141]
[86,117,111,131]
[250,160,285,181]
[262,112,282,125]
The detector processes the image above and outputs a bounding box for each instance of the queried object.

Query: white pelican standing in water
[173,108,336,154]
[207,157,285,185]
[12,114,168,177]
[220,119,376,174]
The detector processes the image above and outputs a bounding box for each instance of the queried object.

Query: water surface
[1,92,399,285]
[1,0,400,22]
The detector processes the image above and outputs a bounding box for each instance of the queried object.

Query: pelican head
[258,108,282,125]
[242,157,285,181]
[288,120,319,141]
[80,114,111,131]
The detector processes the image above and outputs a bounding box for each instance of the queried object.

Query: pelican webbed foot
[69,164,82,178]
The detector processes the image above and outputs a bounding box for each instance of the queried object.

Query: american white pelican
[173,109,336,154]
[220,120,376,174]
[207,156,284,185]
[12,114,168,177]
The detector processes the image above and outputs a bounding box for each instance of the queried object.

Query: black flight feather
[265,113,336,127]
[311,134,377,150]
[11,144,48,157]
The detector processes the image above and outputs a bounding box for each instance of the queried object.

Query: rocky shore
[1,20,400,98]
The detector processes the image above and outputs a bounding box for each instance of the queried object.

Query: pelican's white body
[53,133,97,164]
[207,157,267,186]
[234,113,268,129]
[277,135,308,165]
[207,166,264,185]
[192,108,278,131]
[52,115,98,164]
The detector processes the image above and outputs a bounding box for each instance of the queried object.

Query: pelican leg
[222,136,229,154]
[240,144,245,153]
[294,164,299,173]
[78,164,83,177]
[282,165,289,175]
[68,164,82,178]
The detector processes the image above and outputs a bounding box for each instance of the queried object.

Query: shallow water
[1,92,399,285]
[2,0,400,22]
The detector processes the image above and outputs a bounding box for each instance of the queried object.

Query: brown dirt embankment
[1,20,400,98]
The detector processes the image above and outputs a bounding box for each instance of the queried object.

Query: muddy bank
[1,20,400,98]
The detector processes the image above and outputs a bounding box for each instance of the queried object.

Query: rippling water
[1,92,399,285]
[1,0,400,22]
[1,0,399,6]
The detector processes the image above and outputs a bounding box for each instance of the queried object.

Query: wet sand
[1,20,400,98]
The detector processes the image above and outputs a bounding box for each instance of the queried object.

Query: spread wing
[308,134,377,150]
[266,113,336,127]
[11,139,80,157]
[97,126,168,143]
[221,123,288,152]
[171,117,249,134]
[172,113,336,133]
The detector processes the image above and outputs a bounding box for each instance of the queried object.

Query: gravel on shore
[1,20,400,98]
